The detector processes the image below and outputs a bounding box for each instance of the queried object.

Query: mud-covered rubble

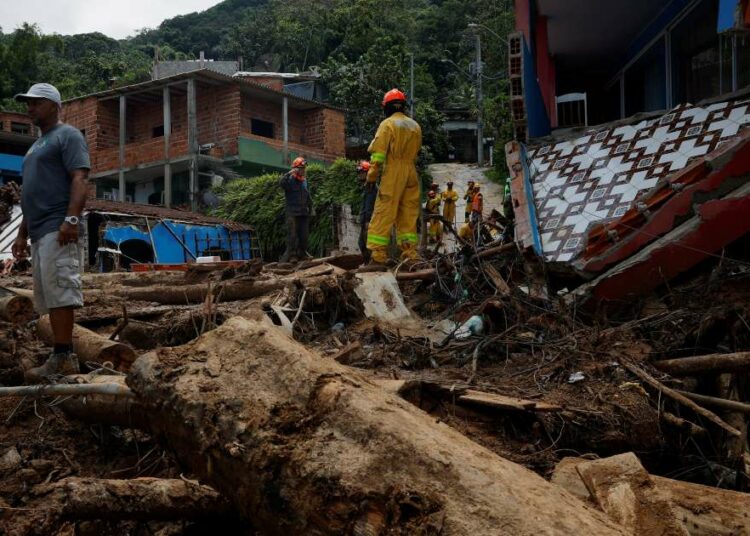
[1,242,750,534]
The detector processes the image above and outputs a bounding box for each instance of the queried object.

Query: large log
[127,313,625,535]
[31,477,232,521]
[675,389,750,414]
[37,316,136,369]
[553,456,750,536]
[654,352,750,375]
[0,294,33,324]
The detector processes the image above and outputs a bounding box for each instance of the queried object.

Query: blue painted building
[85,199,258,271]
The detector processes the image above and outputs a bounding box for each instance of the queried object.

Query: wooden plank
[458,390,561,412]
[675,389,750,415]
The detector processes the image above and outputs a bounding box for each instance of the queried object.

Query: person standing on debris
[441,181,458,225]
[357,160,377,262]
[365,88,423,266]
[464,180,475,222]
[279,156,313,263]
[11,83,90,382]
[471,183,484,224]
[425,190,442,243]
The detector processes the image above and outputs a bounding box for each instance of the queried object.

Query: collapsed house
[506,0,750,302]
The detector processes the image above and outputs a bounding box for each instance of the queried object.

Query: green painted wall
[237,137,326,177]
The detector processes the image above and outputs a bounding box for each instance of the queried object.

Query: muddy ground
[1,248,750,534]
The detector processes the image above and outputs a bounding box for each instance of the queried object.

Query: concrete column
[118,95,126,202]
[187,78,198,211]
[163,85,172,207]
[282,96,289,166]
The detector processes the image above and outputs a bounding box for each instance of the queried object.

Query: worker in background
[471,183,484,224]
[279,157,313,263]
[357,160,377,262]
[458,219,476,246]
[464,180,475,222]
[425,190,442,243]
[365,88,423,266]
[441,181,458,225]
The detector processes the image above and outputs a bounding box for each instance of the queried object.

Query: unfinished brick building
[62,69,346,209]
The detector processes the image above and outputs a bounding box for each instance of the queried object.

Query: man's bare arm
[67,168,89,217]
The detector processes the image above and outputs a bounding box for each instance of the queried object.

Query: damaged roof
[520,97,750,264]
[86,199,253,232]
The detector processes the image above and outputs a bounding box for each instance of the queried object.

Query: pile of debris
[1,232,750,534]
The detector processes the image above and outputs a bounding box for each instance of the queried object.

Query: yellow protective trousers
[366,112,423,263]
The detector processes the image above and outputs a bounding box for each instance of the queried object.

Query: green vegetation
[1,0,514,159]
[213,159,364,259]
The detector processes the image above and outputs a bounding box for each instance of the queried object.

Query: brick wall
[240,94,305,145]
[0,111,34,134]
[61,78,345,176]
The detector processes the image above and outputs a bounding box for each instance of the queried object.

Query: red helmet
[382,88,407,106]
[428,190,436,198]
[292,157,307,168]
[357,160,371,172]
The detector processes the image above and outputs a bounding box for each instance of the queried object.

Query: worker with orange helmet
[357,160,377,261]
[471,182,484,225]
[279,156,313,263]
[365,88,423,265]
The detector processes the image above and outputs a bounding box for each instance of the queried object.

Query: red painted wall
[535,15,557,128]
[514,0,532,45]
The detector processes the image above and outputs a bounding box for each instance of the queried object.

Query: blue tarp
[522,39,551,139]
[718,0,740,32]
[0,154,23,173]
[102,219,255,266]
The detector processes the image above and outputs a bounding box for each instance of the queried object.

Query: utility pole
[409,53,415,117]
[475,32,484,166]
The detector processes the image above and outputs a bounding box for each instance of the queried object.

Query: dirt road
[427,163,505,250]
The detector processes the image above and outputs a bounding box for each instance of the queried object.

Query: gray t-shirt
[21,123,90,242]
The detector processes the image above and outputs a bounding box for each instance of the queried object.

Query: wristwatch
[64,216,80,226]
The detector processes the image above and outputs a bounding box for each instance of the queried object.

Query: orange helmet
[357,160,371,172]
[382,88,407,106]
[292,156,307,168]
[428,190,436,198]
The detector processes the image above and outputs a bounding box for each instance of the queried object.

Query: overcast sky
[0,0,224,39]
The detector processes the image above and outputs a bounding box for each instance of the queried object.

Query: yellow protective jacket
[366,112,423,252]
[442,189,458,221]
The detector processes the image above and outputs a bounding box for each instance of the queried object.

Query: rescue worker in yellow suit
[441,181,459,225]
[464,180,475,222]
[366,88,423,265]
[425,190,442,243]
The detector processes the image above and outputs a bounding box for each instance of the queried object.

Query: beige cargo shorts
[31,231,83,315]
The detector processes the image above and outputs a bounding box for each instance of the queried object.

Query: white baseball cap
[15,83,62,107]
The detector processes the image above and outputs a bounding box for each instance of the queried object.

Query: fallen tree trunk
[57,375,148,429]
[654,351,750,375]
[0,294,33,324]
[37,316,136,369]
[32,477,232,521]
[126,313,625,535]
[553,456,750,536]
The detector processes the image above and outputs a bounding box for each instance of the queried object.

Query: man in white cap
[11,83,90,382]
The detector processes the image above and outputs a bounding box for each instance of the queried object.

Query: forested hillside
[0,0,514,158]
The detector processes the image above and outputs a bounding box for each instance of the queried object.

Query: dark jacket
[279,171,313,216]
